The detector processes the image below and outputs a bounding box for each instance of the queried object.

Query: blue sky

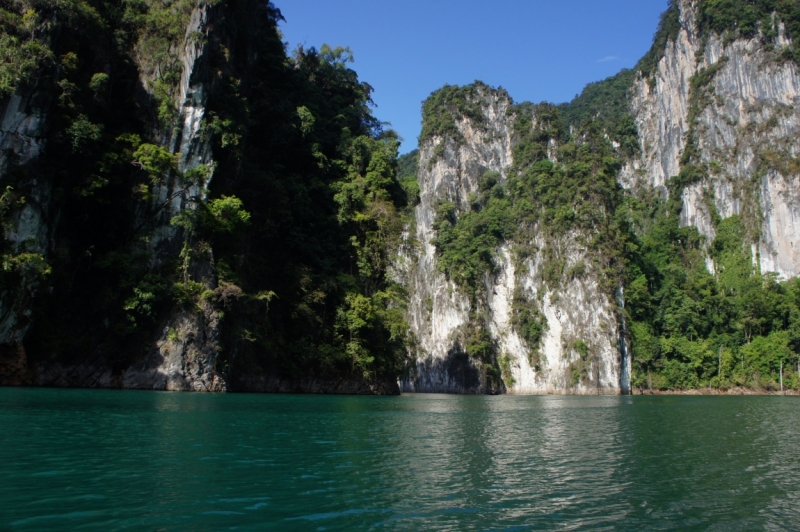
[278,1,669,154]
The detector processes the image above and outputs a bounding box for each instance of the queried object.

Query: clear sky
[278,1,670,154]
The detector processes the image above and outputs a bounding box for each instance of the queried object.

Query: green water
[1,389,799,531]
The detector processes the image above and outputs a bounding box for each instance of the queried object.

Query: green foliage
[207,196,251,233]
[498,352,515,387]
[397,149,420,206]
[397,149,419,181]
[132,143,176,182]
[67,114,103,152]
[0,186,22,230]
[172,194,251,235]
[697,0,800,63]
[432,172,514,301]
[507,107,630,293]
[464,322,494,362]
[123,275,165,326]
[191,9,410,384]
[627,207,800,391]
[0,3,55,98]
[711,216,754,288]
[511,289,547,368]
[296,106,315,137]
[88,72,108,97]
[2,251,51,278]
[1,184,50,294]
[569,339,594,387]
[635,0,682,78]
[560,69,639,156]
[172,280,206,308]
[419,82,507,159]
[204,114,243,149]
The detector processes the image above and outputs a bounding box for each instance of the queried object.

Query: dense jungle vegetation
[0,0,409,386]
[425,0,800,392]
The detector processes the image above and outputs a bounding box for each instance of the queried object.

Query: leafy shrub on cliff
[511,289,547,369]
[560,69,638,155]
[419,83,489,144]
[419,82,513,162]
[432,172,514,300]
[397,149,420,206]
[626,208,800,391]
[697,0,800,62]
[635,0,682,79]
[0,7,52,98]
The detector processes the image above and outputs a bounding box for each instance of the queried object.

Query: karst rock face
[0,1,404,394]
[396,87,627,395]
[400,0,800,395]
[622,0,800,278]
[121,4,226,393]
[0,3,223,390]
[0,76,50,385]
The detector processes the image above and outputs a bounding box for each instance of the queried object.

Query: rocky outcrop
[150,5,215,258]
[123,302,226,392]
[396,90,511,394]
[124,3,226,392]
[0,84,51,386]
[0,91,46,172]
[486,243,624,394]
[622,0,800,278]
[398,87,626,395]
[0,3,225,391]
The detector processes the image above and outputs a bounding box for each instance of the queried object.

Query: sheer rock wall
[0,4,225,391]
[398,88,625,394]
[622,0,800,278]
[0,86,50,386]
[122,3,225,392]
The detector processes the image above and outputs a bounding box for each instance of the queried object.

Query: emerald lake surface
[1,389,799,531]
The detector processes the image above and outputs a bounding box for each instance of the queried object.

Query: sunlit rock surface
[397,87,626,395]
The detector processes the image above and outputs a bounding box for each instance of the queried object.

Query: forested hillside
[623,0,800,391]
[0,0,409,392]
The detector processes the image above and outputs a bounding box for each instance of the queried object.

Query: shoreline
[632,387,800,396]
[3,384,798,397]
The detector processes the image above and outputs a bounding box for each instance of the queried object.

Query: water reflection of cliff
[384,395,630,529]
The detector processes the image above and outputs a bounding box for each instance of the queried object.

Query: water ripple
[1,390,799,530]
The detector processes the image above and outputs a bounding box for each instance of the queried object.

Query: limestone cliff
[397,86,627,394]
[4,0,800,395]
[122,3,225,393]
[399,0,800,395]
[622,0,800,278]
[0,1,406,394]
[0,83,50,385]
[0,2,224,391]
